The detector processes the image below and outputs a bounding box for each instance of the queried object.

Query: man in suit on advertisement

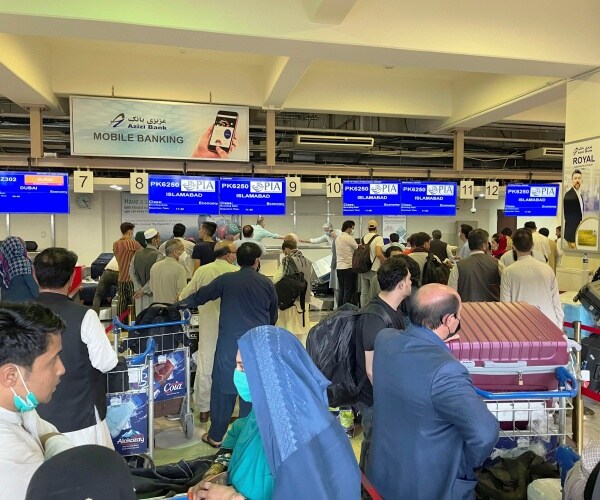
[563,169,583,249]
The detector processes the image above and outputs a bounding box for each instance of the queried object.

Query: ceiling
[0,0,598,177]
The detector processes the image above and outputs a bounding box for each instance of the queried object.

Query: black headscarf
[26,445,136,500]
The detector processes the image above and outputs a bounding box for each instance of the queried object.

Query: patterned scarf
[0,236,33,288]
[282,249,310,276]
[239,326,360,499]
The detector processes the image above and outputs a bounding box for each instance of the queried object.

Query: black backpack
[421,253,450,286]
[306,301,393,407]
[274,257,308,314]
[120,303,184,354]
[352,234,378,273]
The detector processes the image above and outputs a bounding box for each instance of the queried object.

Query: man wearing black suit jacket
[563,169,583,249]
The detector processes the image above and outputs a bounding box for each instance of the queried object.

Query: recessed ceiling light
[110,184,123,191]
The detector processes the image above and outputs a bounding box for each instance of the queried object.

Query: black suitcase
[582,335,600,392]
[91,252,114,279]
[574,280,600,321]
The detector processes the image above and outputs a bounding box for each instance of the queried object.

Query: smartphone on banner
[208,110,238,153]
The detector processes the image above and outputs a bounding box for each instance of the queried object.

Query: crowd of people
[0,217,583,499]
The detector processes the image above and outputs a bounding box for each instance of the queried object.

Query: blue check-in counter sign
[504,184,559,216]
[148,175,219,214]
[219,178,286,214]
[343,181,401,215]
[400,182,457,216]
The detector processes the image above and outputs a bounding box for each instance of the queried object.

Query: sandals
[201,432,222,449]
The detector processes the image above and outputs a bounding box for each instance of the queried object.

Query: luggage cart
[112,309,195,442]
[475,366,578,459]
[105,352,156,462]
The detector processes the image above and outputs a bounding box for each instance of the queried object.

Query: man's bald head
[212,240,237,265]
[408,284,461,331]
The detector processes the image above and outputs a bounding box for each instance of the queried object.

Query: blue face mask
[10,366,39,412]
[233,369,252,402]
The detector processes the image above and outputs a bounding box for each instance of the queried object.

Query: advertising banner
[219,177,286,215]
[400,182,457,216]
[562,137,600,252]
[382,215,408,242]
[342,180,401,215]
[71,96,249,161]
[106,392,148,455]
[0,171,69,214]
[153,350,187,402]
[503,184,560,217]
[148,175,219,215]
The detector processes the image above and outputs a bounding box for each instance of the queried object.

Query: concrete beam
[0,34,60,111]
[432,75,567,133]
[303,0,358,24]
[264,57,312,109]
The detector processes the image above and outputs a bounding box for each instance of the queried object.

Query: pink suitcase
[449,301,568,392]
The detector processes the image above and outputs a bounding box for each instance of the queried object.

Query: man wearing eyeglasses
[149,239,187,304]
[368,284,498,500]
[179,241,238,423]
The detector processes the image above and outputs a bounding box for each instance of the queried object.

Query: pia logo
[370,184,398,195]
[109,113,125,128]
[250,181,282,194]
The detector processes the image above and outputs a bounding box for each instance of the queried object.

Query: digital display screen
[343,180,401,215]
[399,182,457,216]
[219,177,286,215]
[0,171,69,214]
[504,184,560,216]
[148,175,219,214]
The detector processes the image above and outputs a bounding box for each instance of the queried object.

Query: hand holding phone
[191,110,239,159]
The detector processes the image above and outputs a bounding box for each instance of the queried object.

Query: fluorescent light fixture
[109,184,123,191]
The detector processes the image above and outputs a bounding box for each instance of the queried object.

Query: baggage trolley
[105,350,156,462]
[112,309,195,443]
[475,366,578,459]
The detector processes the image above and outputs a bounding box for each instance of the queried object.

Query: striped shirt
[113,237,141,282]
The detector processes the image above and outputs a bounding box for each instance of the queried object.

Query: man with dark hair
[430,229,453,263]
[192,221,218,273]
[368,284,498,499]
[159,223,195,279]
[448,228,504,302]
[178,242,277,447]
[407,231,436,285]
[458,223,473,260]
[524,221,550,263]
[130,228,163,313]
[34,248,118,448]
[335,220,359,306]
[112,221,142,316]
[179,241,238,422]
[235,224,267,256]
[501,228,563,327]
[369,247,420,299]
[0,302,73,498]
[356,257,411,470]
[538,227,558,272]
[563,169,583,248]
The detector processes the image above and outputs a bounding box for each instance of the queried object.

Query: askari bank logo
[250,181,283,194]
[109,113,125,128]
[370,183,398,195]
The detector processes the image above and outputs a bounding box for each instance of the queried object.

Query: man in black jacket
[563,169,583,248]
[34,248,118,448]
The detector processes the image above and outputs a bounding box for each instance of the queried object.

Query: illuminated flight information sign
[504,184,560,216]
[219,177,286,215]
[0,171,69,214]
[148,175,219,214]
[343,180,401,215]
[400,182,457,216]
